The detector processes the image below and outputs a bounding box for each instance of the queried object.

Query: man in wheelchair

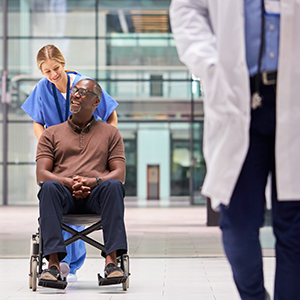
[36,78,128,286]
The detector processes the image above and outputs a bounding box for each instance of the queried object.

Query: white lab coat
[170,0,300,210]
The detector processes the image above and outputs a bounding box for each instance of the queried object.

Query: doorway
[147,165,160,200]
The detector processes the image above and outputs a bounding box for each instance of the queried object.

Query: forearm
[80,169,125,190]
[101,169,125,185]
[33,121,45,140]
[36,169,72,190]
[107,110,118,128]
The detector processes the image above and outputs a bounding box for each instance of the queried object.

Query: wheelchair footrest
[38,278,68,289]
[98,273,128,286]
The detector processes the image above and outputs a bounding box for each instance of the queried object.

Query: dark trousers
[38,179,127,262]
[220,79,300,300]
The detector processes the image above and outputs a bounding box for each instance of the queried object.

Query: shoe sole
[107,270,125,278]
[41,273,58,281]
[98,273,128,286]
[39,278,68,289]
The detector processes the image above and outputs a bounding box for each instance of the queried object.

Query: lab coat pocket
[202,64,235,118]
[201,64,237,160]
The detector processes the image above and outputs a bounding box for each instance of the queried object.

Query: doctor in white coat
[170,1,300,300]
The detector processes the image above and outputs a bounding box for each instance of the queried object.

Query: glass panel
[117,99,192,121]
[5,114,37,205]
[0,165,2,205]
[1,0,207,205]
[105,80,191,99]
[8,2,96,37]
[8,164,39,205]
[0,0,3,34]
[0,103,3,122]
[0,40,2,71]
[98,0,171,10]
[192,122,206,204]
[8,121,36,163]
[0,118,2,204]
[0,121,3,170]
[119,123,137,196]
[170,123,190,196]
[8,39,97,77]
[106,34,182,66]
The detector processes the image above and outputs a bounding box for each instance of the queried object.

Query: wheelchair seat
[62,214,101,226]
[61,214,105,255]
[29,214,130,292]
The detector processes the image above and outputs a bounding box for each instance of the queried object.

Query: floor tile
[0,206,276,299]
[0,258,275,299]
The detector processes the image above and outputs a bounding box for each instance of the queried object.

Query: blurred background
[0,0,206,207]
[0,4,276,298]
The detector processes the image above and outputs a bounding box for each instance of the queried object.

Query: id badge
[264,0,280,15]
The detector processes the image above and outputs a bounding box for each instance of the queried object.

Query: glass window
[1,0,207,205]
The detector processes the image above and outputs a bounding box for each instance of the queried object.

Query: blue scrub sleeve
[95,88,119,122]
[21,84,45,125]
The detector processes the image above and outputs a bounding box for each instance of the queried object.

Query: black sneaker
[104,263,126,278]
[41,266,63,281]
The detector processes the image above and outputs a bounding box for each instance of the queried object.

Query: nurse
[22,44,119,281]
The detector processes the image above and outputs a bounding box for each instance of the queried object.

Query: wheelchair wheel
[29,234,39,291]
[29,265,32,289]
[29,238,34,289]
[32,258,38,291]
[122,254,129,291]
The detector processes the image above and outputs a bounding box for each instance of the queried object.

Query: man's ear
[93,97,100,107]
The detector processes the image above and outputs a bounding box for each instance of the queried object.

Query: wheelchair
[29,214,130,291]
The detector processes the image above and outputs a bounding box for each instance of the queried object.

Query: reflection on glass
[2,0,206,205]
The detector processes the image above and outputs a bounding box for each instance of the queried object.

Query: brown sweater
[36,116,125,179]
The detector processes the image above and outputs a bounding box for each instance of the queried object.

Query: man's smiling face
[70,79,99,115]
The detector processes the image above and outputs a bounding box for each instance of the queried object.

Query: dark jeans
[38,179,127,262]
[220,80,300,300]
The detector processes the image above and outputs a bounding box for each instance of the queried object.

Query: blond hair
[36,45,65,71]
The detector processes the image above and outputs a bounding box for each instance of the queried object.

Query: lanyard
[52,74,70,123]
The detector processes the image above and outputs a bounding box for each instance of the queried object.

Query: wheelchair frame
[29,214,130,292]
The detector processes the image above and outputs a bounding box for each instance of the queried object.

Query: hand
[63,177,76,192]
[72,185,91,199]
[72,176,91,199]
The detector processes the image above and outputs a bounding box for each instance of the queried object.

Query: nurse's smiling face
[41,59,66,87]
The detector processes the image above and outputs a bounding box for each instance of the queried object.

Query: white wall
[137,123,170,201]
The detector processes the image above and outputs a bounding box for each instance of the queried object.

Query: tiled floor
[1,257,276,300]
[0,205,276,299]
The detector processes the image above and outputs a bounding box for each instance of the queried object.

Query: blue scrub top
[21,71,118,127]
